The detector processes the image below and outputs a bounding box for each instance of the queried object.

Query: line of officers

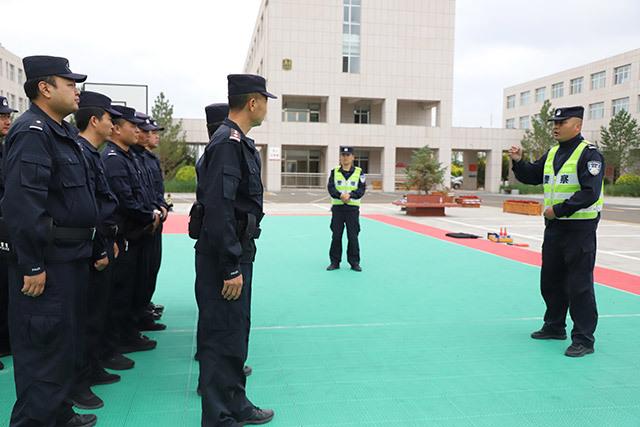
[0,56,170,427]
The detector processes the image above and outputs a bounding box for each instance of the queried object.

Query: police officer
[102,105,160,358]
[69,91,123,410]
[130,112,167,332]
[193,103,252,385]
[326,146,366,272]
[195,75,275,426]
[144,117,168,321]
[509,106,604,358]
[0,95,18,372]
[1,55,98,427]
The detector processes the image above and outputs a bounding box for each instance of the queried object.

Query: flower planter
[503,199,542,216]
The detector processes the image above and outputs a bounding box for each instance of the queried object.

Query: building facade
[238,0,520,192]
[503,48,640,142]
[0,43,28,114]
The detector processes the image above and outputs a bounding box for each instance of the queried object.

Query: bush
[176,165,196,182]
[451,164,463,177]
[164,179,196,193]
[501,183,543,194]
[615,174,640,186]
[605,183,640,197]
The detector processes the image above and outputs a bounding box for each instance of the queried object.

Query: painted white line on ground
[310,196,330,204]
[312,203,331,211]
[251,314,640,331]
[609,251,640,254]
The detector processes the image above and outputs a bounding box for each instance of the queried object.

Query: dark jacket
[195,118,264,280]
[1,104,98,275]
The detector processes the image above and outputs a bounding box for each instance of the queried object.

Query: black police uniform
[195,117,264,426]
[512,118,604,350]
[129,142,163,328]
[141,148,167,313]
[76,135,119,385]
[101,136,157,351]
[0,95,18,368]
[327,157,366,269]
[2,102,98,425]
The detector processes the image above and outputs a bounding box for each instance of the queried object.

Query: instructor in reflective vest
[327,146,366,272]
[509,106,604,358]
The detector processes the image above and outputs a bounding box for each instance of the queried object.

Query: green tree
[405,146,446,193]
[520,99,555,160]
[599,110,640,183]
[151,92,193,179]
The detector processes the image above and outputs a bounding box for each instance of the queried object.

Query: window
[0,59,3,77]
[342,0,361,73]
[282,103,321,123]
[9,64,15,81]
[570,77,583,95]
[611,97,629,116]
[519,116,530,129]
[591,71,605,90]
[506,95,515,109]
[588,102,604,120]
[505,118,515,129]
[535,87,545,103]
[10,94,16,108]
[551,82,563,98]
[614,64,631,85]
[520,91,530,106]
[18,69,24,84]
[354,108,369,124]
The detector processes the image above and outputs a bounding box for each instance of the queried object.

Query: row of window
[506,64,633,108]
[0,59,24,84]
[0,90,27,113]
[505,95,639,129]
[342,0,361,74]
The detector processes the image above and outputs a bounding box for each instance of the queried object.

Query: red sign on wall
[468,164,478,172]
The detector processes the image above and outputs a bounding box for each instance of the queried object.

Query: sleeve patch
[229,129,241,142]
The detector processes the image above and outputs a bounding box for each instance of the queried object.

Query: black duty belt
[53,226,96,241]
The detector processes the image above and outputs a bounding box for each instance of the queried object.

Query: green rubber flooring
[1,215,640,426]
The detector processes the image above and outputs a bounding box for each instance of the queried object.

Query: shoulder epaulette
[229,129,241,142]
[29,119,44,131]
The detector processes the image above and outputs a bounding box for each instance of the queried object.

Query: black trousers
[329,207,360,266]
[196,252,253,427]
[0,257,9,353]
[76,262,114,387]
[8,260,87,427]
[540,226,598,347]
[109,240,143,345]
[132,227,162,323]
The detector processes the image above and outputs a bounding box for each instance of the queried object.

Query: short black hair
[112,117,127,126]
[228,92,266,111]
[24,76,57,100]
[74,107,106,131]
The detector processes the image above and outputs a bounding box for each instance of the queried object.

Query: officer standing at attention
[0,95,18,371]
[130,112,167,332]
[102,106,160,357]
[195,75,275,426]
[326,146,366,272]
[1,55,98,427]
[509,106,604,358]
[69,91,123,410]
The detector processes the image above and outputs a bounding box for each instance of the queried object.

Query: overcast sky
[2,0,639,127]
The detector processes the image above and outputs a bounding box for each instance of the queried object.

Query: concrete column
[382,147,396,192]
[265,143,282,192]
[385,97,397,126]
[328,95,341,125]
[462,151,478,190]
[437,145,452,190]
[326,144,339,175]
[485,149,503,193]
